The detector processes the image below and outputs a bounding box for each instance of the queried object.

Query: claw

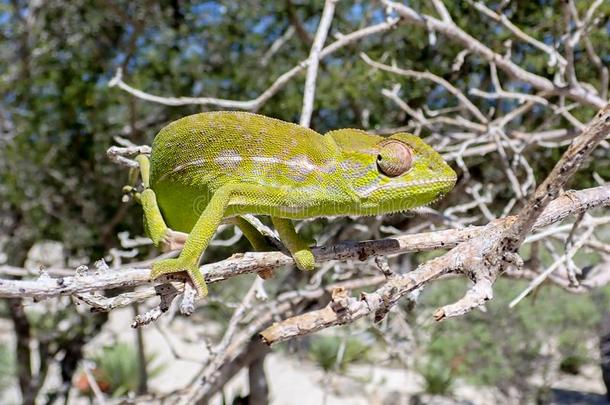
[151,258,208,297]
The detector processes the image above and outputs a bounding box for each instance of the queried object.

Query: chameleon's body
[136,111,456,295]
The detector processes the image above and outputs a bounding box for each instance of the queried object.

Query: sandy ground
[101,307,500,404]
[0,305,608,404]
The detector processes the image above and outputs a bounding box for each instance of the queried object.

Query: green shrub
[558,330,591,375]
[309,335,370,373]
[417,358,453,395]
[415,277,609,398]
[87,342,163,397]
[0,343,14,394]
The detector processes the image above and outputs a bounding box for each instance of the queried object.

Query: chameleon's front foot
[151,258,208,297]
[293,249,315,271]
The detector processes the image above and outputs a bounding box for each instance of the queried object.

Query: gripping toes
[151,258,208,297]
[293,249,315,271]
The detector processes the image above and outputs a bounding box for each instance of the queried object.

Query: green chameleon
[132,111,456,296]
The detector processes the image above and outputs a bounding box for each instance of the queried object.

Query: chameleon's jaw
[402,173,456,194]
[403,173,456,206]
[425,168,457,203]
[353,178,455,215]
[421,175,457,206]
[436,169,458,196]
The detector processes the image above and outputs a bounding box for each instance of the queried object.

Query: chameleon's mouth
[395,174,457,196]
[356,175,456,199]
[402,175,456,190]
[401,172,457,206]
[354,172,456,216]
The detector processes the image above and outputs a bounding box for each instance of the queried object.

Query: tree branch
[300,0,337,127]
[259,102,610,343]
[1,184,606,302]
[108,18,400,110]
[383,0,606,108]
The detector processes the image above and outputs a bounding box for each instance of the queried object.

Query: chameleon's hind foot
[293,249,315,271]
[151,258,208,297]
[270,217,316,272]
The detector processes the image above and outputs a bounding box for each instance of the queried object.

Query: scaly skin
[136,111,456,296]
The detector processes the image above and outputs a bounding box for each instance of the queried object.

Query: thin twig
[108,19,400,110]
[1,185,607,303]
[382,0,606,108]
[300,0,337,127]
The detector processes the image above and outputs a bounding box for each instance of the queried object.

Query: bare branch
[106,144,151,168]
[82,361,108,405]
[467,0,566,69]
[508,218,603,308]
[180,275,386,402]
[383,0,606,108]
[431,0,454,24]
[108,19,400,110]
[499,104,610,254]
[562,1,578,86]
[434,278,493,320]
[260,26,295,67]
[362,53,487,123]
[258,184,608,343]
[1,184,607,304]
[300,0,337,127]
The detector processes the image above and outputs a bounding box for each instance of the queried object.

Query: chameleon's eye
[376,140,413,177]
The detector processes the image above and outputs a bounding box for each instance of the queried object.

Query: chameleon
[132,111,456,296]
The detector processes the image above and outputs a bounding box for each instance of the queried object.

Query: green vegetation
[2,0,609,264]
[1,0,609,402]
[85,342,163,398]
[412,278,608,398]
[309,335,371,373]
[0,344,14,395]
[417,358,454,395]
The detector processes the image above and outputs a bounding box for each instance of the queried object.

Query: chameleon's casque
[138,111,456,295]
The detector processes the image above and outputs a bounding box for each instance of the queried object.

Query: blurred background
[0,0,609,404]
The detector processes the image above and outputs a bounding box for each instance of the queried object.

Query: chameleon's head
[336,130,456,214]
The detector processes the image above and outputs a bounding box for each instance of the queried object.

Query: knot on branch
[108,68,123,88]
[370,280,399,322]
[329,287,350,319]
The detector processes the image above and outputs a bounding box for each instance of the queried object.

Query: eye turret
[376,140,412,177]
